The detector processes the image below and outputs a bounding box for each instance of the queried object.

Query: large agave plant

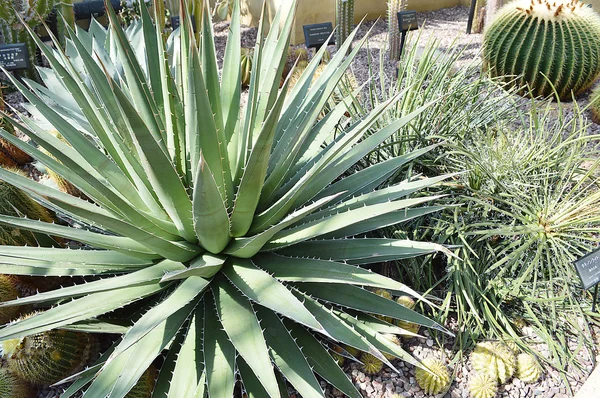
[0,1,451,396]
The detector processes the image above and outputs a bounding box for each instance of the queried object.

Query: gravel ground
[1,4,597,398]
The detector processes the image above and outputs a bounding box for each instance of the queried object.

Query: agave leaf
[0,260,184,307]
[298,283,446,332]
[212,274,280,398]
[0,283,167,340]
[224,193,341,258]
[161,254,226,282]
[60,320,130,334]
[285,321,362,398]
[222,258,323,332]
[138,1,163,108]
[169,308,206,398]
[200,1,224,135]
[265,198,445,249]
[58,340,118,395]
[108,276,209,360]
[256,306,323,398]
[220,0,241,143]
[85,300,196,398]
[204,295,236,398]
[345,310,423,337]
[237,356,270,398]
[0,246,153,265]
[279,238,451,265]
[192,153,231,253]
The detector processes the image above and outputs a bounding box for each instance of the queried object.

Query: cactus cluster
[415,357,451,395]
[2,321,97,385]
[471,342,516,384]
[469,372,498,398]
[483,0,600,100]
[336,0,354,53]
[387,0,408,60]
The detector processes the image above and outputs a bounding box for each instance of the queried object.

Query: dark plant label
[303,22,334,48]
[398,11,419,32]
[0,43,29,71]
[574,248,600,289]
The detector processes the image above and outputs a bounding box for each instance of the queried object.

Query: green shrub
[0,1,451,396]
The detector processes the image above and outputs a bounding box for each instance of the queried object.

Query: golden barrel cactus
[469,372,498,398]
[471,342,516,384]
[483,0,600,100]
[516,353,542,382]
[415,357,451,395]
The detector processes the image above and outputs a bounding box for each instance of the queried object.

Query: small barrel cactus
[2,319,97,385]
[360,352,383,375]
[471,341,516,384]
[590,85,600,124]
[483,0,600,100]
[382,333,401,360]
[396,295,421,338]
[415,357,451,395]
[342,344,360,359]
[126,366,158,398]
[0,368,34,398]
[336,0,354,52]
[516,353,542,383]
[469,372,498,398]
[373,289,394,323]
[241,47,253,86]
[0,275,21,325]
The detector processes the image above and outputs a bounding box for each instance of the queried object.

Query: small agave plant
[0,0,450,396]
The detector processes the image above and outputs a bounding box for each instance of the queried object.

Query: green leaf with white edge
[224,193,341,258]
[313,145,438,203]
[212,274,280,398]
[160,254,226,282]
[192,153,231,253]
[169,307,205,398]
[0,260,184,307]
[222,258,323,332]
[297,283,447,332]
[84,300,196,398]
[336,311,423,368]
[60,320,130,334]
[285,320,362,398]
[254,253,424,292]
[230,75,290,237]
[108,276,209,360]
[0,214,155,257]
[278,238,452,265]
[290,290,395,369]
[265,198,445,250]
[204,294,236,398]
[0,283,166,341]
[256,306,323,398]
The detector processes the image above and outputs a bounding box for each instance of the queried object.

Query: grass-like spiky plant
[483,0,600,100]
[471,342,516,384]
[415,357,451,395]
[0,368,34,398]
[2,317,97,385]
[387,0,408,60]
[0,0,451,396]
[469,372,498,398]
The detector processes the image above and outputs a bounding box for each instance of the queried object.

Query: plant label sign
[574,248,600,289]
[303,22,334,48]
[0,43,29,71]
[397,10,419,32]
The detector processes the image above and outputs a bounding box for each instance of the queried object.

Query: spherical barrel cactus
[415,357,451,395]
[471,341,516,384]
[360,352,384,374]
[240,47,253,86]
[396,295,421,338]
[469,372,499,398]
[2,320,97,385]
[126,366,158,398]
[516,353,542,382]
[483,0,600,100]
[0,368,34,398]
[0,275,21,325]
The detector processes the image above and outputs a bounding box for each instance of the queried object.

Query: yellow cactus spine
[516,353,542,383]
[415,357,451,395]
[471,342,516,384]
[483,0,600,100]
[469,372,498,398]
